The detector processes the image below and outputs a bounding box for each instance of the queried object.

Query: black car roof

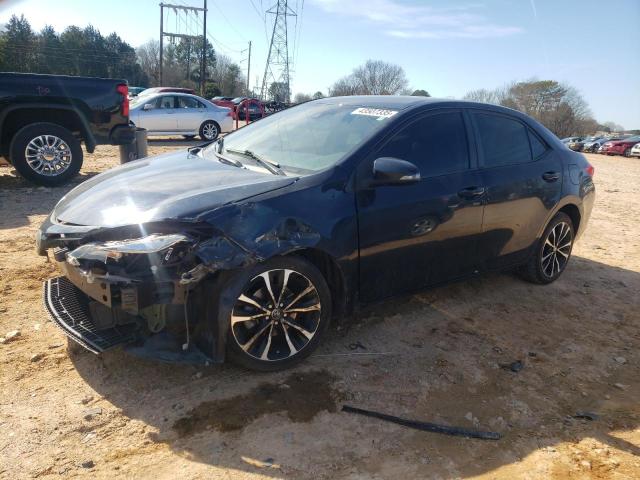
[314,95,521,115]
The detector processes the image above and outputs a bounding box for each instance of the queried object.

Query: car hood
[53,150,296,227]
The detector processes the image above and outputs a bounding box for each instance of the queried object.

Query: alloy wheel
[24,135,72,176]
[230,269,322,361]
[541,221,572,278]
[202,122,218,140]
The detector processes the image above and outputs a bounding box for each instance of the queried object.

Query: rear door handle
[542,171,560,182]
[458,186,485,198]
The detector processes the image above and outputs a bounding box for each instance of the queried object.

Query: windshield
[205,101,396,174]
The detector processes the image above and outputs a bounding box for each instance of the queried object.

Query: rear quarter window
[473,112,532,167]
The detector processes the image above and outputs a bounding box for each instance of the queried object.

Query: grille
[43,277,138,353]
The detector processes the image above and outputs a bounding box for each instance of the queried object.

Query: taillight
[585,164,595,177]
[116,84,129,117]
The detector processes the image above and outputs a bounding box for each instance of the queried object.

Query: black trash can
[119,128,148,164]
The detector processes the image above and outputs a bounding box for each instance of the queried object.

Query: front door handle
[542,171,560,182]
[458,186,485,198]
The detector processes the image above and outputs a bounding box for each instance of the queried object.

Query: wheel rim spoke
[237,293,268,312]
[240,322,272,352]
[285,303,321,314]
[277,269,292,305]
[260,324,274,360]
[281,323,298,355]
[283,319,314,340]
[231,312,268,325]
[259,272,277,307]
[284,283,314,311]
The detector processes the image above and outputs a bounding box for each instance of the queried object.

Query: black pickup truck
[0,73,135,186]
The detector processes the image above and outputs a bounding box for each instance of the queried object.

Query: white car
[630,142,640,158]
[130,93,233,140]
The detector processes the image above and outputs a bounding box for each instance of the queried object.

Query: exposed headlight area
[66,233,192,266]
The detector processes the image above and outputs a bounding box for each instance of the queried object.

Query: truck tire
[9,123,83,186]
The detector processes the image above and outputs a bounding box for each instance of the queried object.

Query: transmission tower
[260,0,296,102]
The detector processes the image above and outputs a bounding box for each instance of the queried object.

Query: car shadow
[69,255,640,478]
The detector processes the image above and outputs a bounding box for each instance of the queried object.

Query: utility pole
[159,5,164,85]
[200,0,207,95]
[260,0,296,102]
[159,2,208,89]
[241,41,252,95]
[247,41,252,95]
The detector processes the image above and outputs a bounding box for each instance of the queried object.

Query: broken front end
[39,220,255,364]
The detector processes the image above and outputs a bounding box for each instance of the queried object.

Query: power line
[210,0,248,41]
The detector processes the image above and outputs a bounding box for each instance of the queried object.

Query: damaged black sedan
[39,96,594,370]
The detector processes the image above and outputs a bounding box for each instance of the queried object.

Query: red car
[211,96,235,109]
[599,135,640,157]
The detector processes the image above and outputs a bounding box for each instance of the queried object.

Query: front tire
[199,121,219,141]
[9,123,83,186]
[219,257,332,371]
[519,212,574,284]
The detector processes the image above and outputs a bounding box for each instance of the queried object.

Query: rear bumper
[43,276,138,353]
[109,123,136,145]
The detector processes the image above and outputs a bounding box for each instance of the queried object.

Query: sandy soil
[0,146,638,480]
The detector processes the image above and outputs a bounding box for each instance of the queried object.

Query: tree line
[0,16,620,135]
[297,59,616,137]
[0,15,147,85]
[0,15,248,97]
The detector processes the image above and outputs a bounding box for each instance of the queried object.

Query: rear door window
[178,96,200,109]
[473,113,532,167]
[157,96,176,109]
[377,111,470,177]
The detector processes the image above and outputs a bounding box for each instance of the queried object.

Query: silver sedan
[130,93,233,140]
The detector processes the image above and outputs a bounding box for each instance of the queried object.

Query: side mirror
[143,103,154,111]
[372,157,420,186]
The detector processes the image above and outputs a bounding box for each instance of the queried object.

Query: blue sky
[1,0,639,128]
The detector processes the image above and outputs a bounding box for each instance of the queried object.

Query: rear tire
[623,147,631,158]
[199,121,219,141]
[9,123,83,186]
[519,212,574,284]
[217,256,332,371]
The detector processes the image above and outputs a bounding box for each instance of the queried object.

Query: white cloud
[311,0,523,39]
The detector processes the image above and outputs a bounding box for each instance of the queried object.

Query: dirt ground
[0,145,638,480]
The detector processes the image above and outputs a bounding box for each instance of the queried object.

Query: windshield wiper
[213,151,244,168]
[225,148,286,176]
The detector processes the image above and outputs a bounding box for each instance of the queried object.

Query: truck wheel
[9,123,83,186]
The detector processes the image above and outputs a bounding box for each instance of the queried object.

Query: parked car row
[562,135,640,157]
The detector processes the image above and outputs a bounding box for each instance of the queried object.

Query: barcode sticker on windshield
[351,107,398,119]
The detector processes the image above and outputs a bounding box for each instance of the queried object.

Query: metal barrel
[119,128,148,164]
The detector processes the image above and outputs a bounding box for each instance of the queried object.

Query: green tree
[329,60,409,96]
[411,89,430,97]
[268,82,290,102]
[0,14,37,71]
[293,92,312,103]
[312,91,325,100]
